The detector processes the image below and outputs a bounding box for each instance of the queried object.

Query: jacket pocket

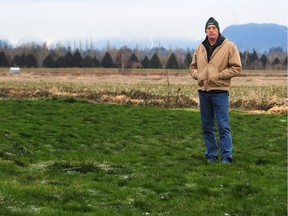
[197,69,206,87]
[207,67,222,87]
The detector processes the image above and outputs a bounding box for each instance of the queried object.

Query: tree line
[0,42,286,70]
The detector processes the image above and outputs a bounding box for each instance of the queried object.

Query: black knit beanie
[205,17,220,32]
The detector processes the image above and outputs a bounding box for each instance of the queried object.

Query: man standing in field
[190,17,242,163]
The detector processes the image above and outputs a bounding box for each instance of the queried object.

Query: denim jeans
[198,91,232,162]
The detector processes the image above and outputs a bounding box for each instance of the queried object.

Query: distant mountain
[1,23,286,53]
[0,39,10,48]
[222,23,287,53]
[90,23,287,52]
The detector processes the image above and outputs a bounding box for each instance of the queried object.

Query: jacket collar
[202,33,226,48]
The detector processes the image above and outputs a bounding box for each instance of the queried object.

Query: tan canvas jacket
[190,38,242,91]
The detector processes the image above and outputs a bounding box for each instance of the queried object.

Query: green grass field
[0,99,286,215]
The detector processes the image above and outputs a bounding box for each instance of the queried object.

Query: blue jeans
[199,91,232,162]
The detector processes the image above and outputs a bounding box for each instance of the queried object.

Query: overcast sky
[0,0,287,45]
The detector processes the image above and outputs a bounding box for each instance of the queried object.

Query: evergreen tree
[248,50,259,64]
[165,53,178,69]
[20,54,27,67]
[101,52,114,68]
[260,54,268,69]
[12,54,26,67]
[12,55,20,67]
[65,52,73,67]
[54,56,67,67]
[72,50,84,67]
[43,54,55,68]
[26,54,38,67]
[83,55,94,67]
[246,50,259,69]
[129,53,139,62]
[184,53,192,69]
[0,51,9,67]
[150,53,161,68]
[141,56,150,68]
[93,57,101,67]
[128,53,139,68]
[271,57,281,70]
[272,57,281,65]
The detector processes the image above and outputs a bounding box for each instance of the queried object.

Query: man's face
[205,25,219,41]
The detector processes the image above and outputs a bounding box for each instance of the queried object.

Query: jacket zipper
[204,45,221,90]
